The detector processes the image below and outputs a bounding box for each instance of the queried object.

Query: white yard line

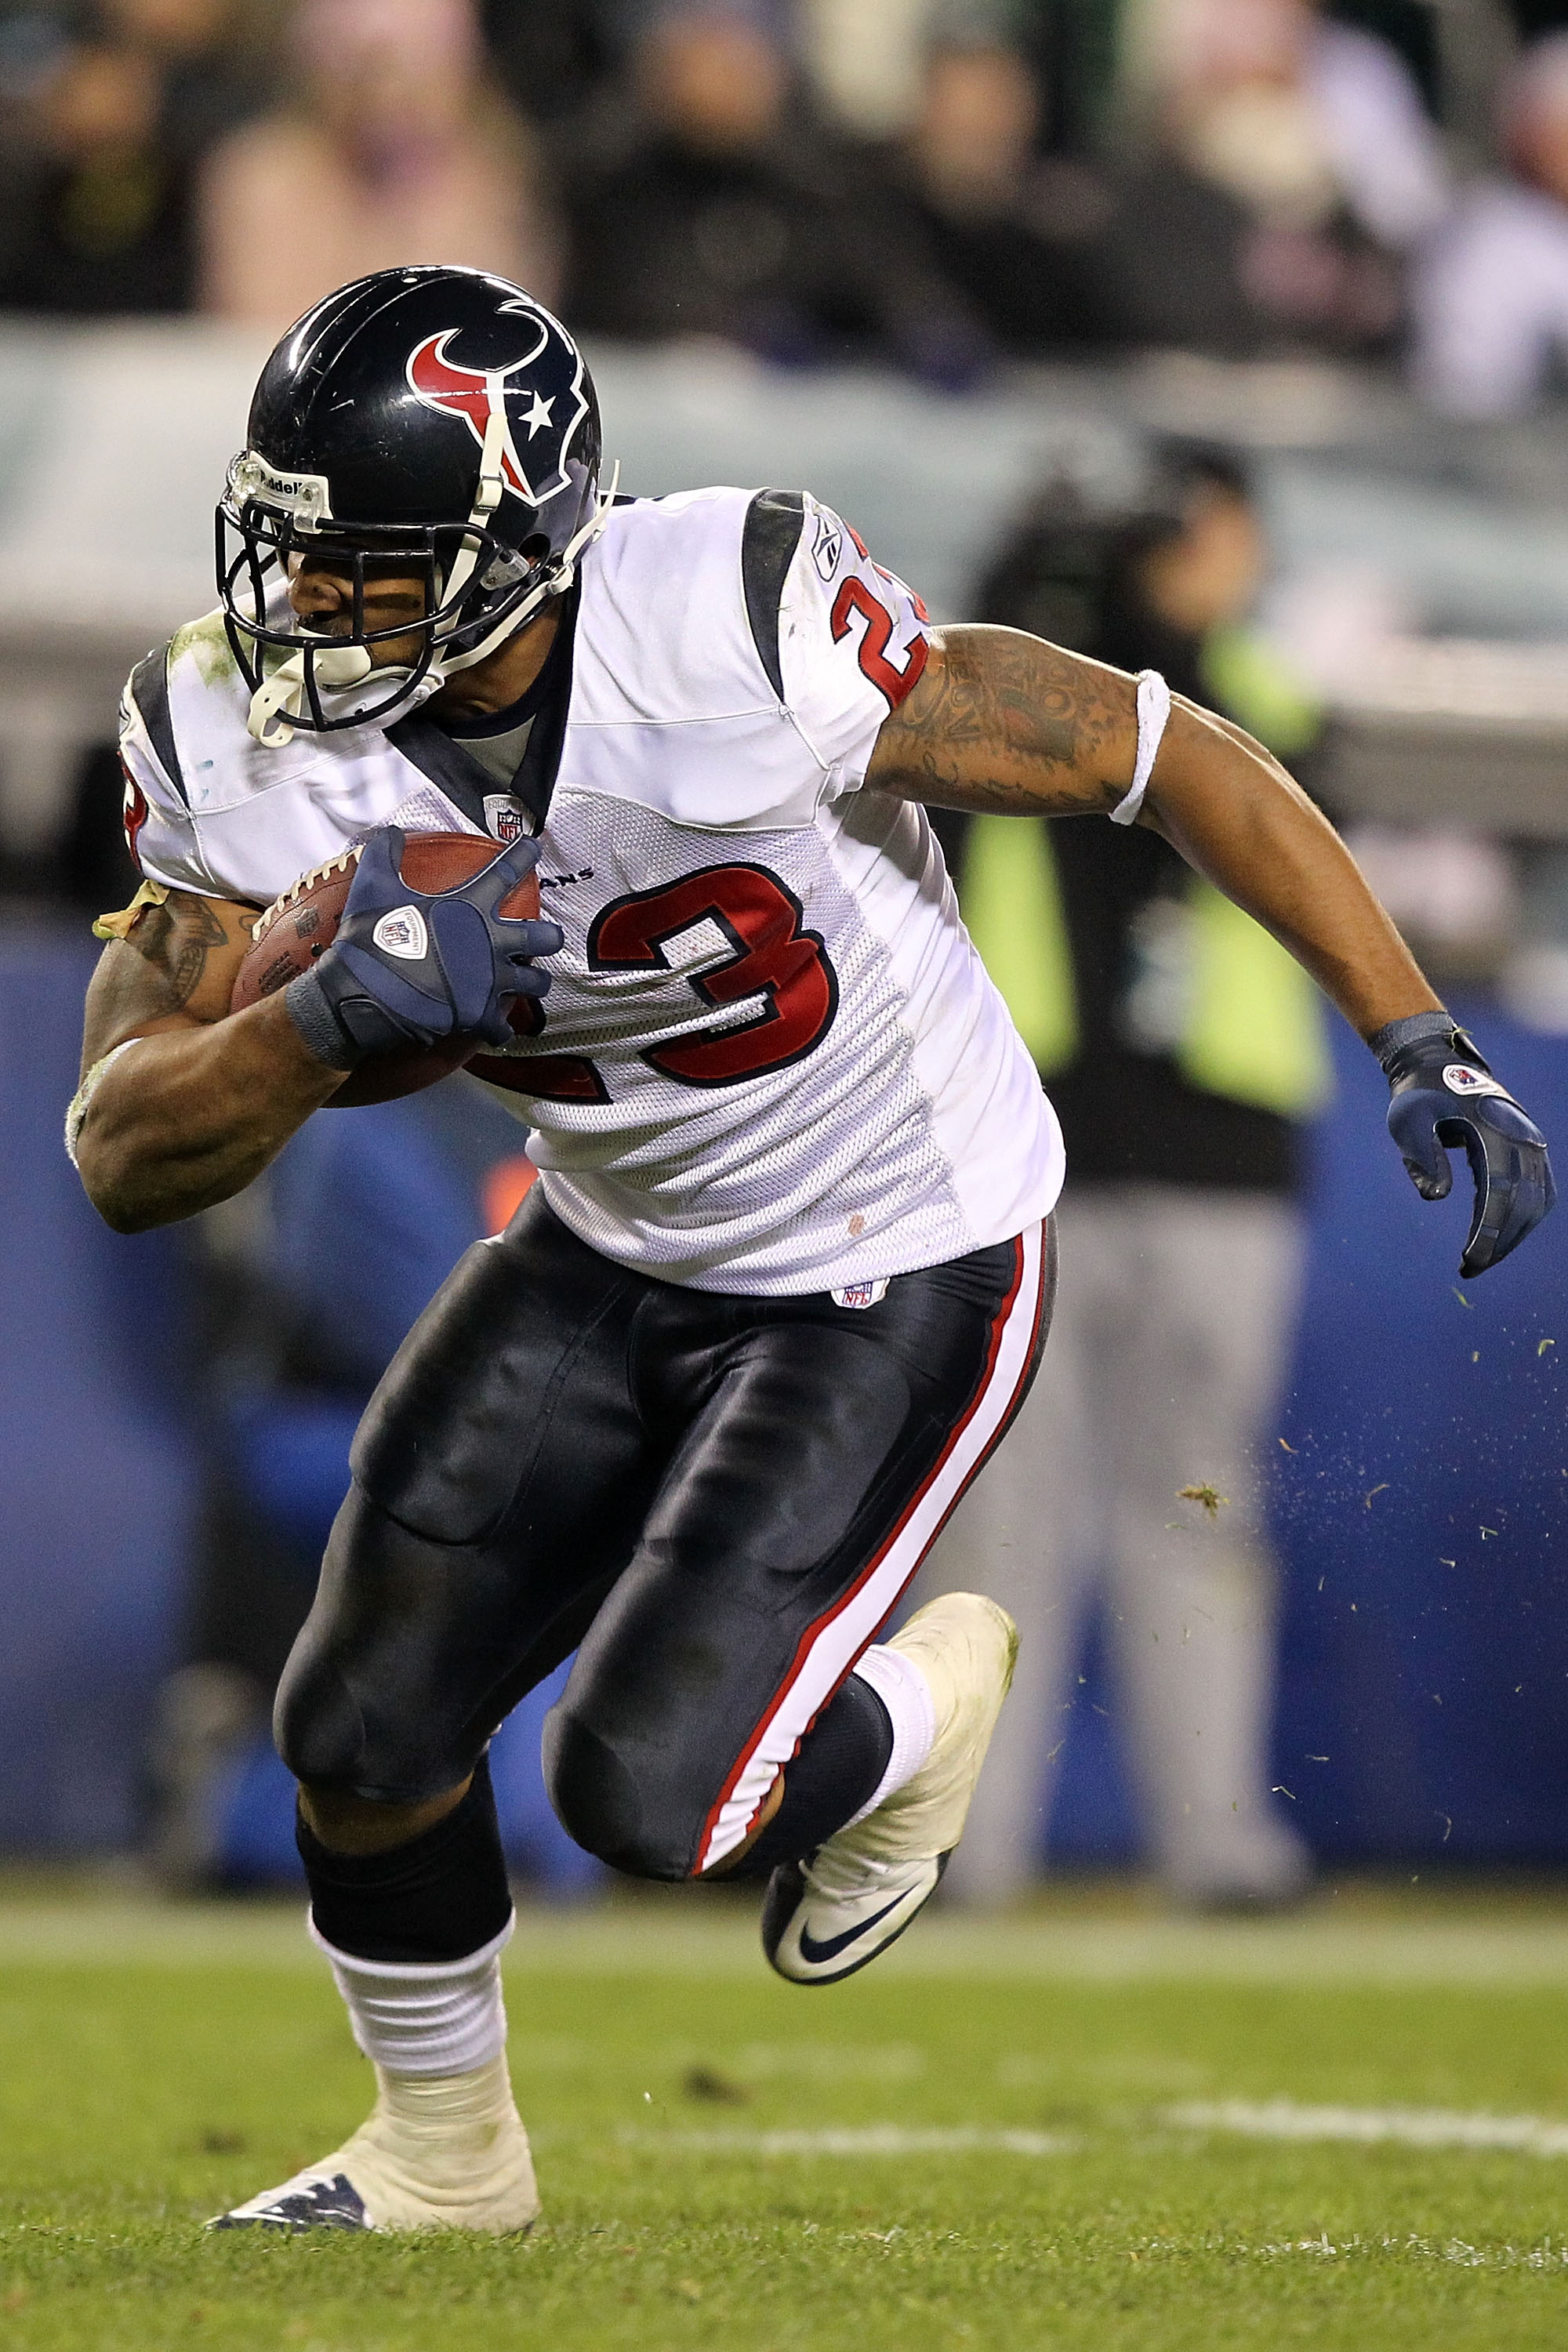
[636,2105,1568,2164]
[1,1896,1567,1985]
[1168,2100,1568,2155]
[625,2126,1075,2158]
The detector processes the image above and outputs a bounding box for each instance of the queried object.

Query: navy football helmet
[217,267,608,742]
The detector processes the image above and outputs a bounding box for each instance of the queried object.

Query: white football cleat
[207,2055,539,2234]
[763,1592,1018,1985]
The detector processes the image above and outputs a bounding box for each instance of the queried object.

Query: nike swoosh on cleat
[797,1890,910,1966]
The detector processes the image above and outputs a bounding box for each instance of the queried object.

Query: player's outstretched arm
[867,622,1434,1035]
[71,891,348,1234]
[868,623,1554,1273]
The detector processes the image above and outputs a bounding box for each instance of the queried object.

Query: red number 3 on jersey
[590,864,839,1087]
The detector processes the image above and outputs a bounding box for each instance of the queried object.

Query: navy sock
[296,1754,512,1963]
[727,1674,894,1882]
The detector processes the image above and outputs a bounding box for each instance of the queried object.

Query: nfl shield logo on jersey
[484,794,531,844]
[830,1278,890,1311]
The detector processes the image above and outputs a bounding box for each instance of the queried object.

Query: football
[230,831,542,1107]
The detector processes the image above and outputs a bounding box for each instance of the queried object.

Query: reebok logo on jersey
[831,1279,889,1310]
[1443,1064,1510,1100]
[811,509,844,581]
[372,906,429,960]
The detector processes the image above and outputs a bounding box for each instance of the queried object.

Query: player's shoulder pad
[572,487,773,727]
[771,492,931,777]
[739,488,808,699]
[574,487,929,772]
[118,633,197,890]
[121,610,256,784]
[123,637,183,803]
[117,611,263,894]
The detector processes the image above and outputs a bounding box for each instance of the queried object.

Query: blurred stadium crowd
[3,0,1568,408]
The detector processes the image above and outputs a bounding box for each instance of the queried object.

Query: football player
[68,267,1551,2234]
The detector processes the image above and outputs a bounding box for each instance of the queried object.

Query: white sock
[310,1914,514,2078]
[845,1645,937,1826]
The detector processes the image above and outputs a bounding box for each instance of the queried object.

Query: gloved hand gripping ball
[283,826,564,1071]
[1373,1011,1555,1277]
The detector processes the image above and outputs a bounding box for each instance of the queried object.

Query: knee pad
[543,1703,688,1880]
[273,1645,368,1789]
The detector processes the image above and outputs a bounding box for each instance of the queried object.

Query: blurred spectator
[801,0,1000,135]
[480,0,624,129]
[198,0,559,332]
[916,445,1325,1909]
[802,0,1122,155]
[0,9,74,287]
[1094,0,1450,353]
[0,0,270,314]
[1414,33,1568,416]
[2,21,187,310]
[898,38,1112,350]
[561,1,989,385]
[100,0,274,158]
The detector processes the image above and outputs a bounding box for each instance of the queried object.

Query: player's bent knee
[273,1648,369,1789]
[542,1703,691,1880]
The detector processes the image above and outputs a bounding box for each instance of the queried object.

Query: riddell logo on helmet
[405,301,588,507]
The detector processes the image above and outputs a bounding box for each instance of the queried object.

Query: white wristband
[1109,670,1171,827]
[64,1036,143,1168]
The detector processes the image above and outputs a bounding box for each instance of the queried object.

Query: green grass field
[3,1880,1568,2350]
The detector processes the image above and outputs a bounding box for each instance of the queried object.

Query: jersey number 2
[830,578,928,708]
[590,864,839,1087]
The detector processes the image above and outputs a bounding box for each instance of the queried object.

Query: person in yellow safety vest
[916,441,1325,1909]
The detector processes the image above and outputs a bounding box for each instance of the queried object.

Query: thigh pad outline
[350,1229,635,1545]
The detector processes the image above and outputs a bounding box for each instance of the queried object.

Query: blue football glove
[1373,1011,1555,1278]
[285,826,564,1071]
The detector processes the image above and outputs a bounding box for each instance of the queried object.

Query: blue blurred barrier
[6,926,1568,1868]
[227,1396,365,1563]
[1267,1000,1568,1864]
[0,930,198,1851]
[1044,1000,1568,1868]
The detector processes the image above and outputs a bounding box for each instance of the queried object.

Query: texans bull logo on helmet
[405,299,592,509]
[216,267,607,738]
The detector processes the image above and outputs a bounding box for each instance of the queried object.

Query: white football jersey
[118,486,1064,1294]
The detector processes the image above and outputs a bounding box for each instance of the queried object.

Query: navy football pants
[276,1192,1053,1879]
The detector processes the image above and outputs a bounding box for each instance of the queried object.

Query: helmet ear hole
[520,532,550,564]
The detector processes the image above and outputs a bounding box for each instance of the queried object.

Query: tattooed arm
[866,622,1439,1038]
[74,891,347,1232]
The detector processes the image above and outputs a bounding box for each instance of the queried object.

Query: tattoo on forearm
[128,895,231,1011]
[869,626,1130,815]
